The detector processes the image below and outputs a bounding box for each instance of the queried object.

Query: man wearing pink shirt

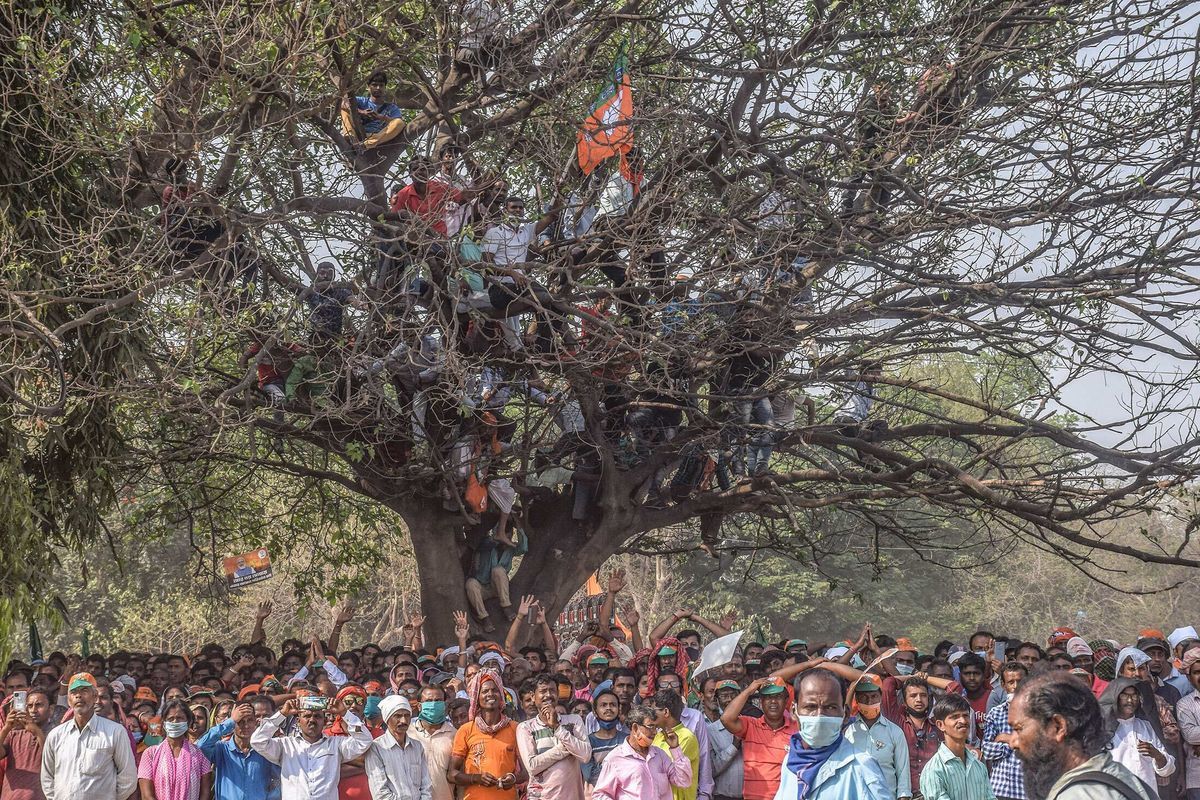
[592,706,692,800]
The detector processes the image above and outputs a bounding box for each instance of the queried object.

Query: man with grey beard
[1008,673,1154,800]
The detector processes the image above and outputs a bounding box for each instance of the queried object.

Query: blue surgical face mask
[974,651,988,660]
[597,718,620,730]
[797,714,843,748]
[896,663,915,676]
[163,720,190,739]
[132,732,144,744]
[418,701,447,726]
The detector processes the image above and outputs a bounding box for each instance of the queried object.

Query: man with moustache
[1008,673,1154,800]
[40,673,138,800]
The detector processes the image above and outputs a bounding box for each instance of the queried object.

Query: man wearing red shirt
[720,677,798,800]
[390,156,465,240]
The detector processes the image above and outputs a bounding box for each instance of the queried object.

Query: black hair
[931,692,971,723]
[249,694,275,714]
[656,671,682,687]
[26,687,54,706]
[367,70,388,85]
[420,684,447,700]
[970,630,995,646]
[901,678,930,699]
[874,635,897,649]
[1016,673,1110,757]
[1001,662,1029,680]
[933,639,955,656]
[648,689,683,720]
[161,698,196,727]
[1016,642,1045,660]
[676,628,701,642]
[520,647,546,661]
[957,652,987,672]
[531,673,558,691]
[339,651,361,665]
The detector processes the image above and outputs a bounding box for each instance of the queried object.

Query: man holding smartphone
[1,688,55,800]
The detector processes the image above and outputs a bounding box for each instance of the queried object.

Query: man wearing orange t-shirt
[448,670,526,800]
[719,677,797,800]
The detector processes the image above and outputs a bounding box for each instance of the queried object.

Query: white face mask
[163,720,190,739]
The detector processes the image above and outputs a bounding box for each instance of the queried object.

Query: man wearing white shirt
[365,695,432,800]
[40,672,138,800]
[251,697,373,800]
[481,195,561,349]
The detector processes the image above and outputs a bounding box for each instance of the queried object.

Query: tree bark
[397,502,472,645]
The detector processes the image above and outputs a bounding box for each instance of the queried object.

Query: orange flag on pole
[576,44,634,176]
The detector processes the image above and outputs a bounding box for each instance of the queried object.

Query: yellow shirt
[653,723,700,800]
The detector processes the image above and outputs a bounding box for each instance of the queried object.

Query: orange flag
[577,44,634,176]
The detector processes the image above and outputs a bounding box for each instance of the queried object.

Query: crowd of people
[3,573,1199,800]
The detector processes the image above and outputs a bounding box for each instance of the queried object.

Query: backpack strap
[1054,769,1152,800]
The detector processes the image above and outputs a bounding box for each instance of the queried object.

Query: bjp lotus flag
[577,44,634,176]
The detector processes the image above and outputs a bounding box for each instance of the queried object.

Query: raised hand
[408,612,426,629]
[624,605,640,626]
[518,594,536,616]
[231,703,255,724]
[255,599,274,621]
[333,600,356,626]
[674,608,692,621]
[453,610,470,640]
[719,609,738,630]
[607,569,627,594]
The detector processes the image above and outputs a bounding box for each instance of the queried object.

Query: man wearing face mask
[775,669,889,799]
[844,677,911,800]
[591,705,692,799]
[981,663,1028,800]
[196,701,282,800]
[721,676,798,800]
[410,685,456,800]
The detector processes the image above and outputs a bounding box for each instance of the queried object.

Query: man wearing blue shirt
[197,701,281,800]
[340,71,405,149]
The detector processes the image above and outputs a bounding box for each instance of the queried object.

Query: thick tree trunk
[397,502,473,645]
[508,489,640,631]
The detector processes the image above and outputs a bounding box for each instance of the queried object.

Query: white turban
[378,695,412,724]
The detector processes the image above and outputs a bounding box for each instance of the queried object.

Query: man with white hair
[365,695,433,800]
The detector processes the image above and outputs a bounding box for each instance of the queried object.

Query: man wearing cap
[251,695,373,800]
[1063,638,1107,699]
[1136,632,1184,703]
[720,676,798,800]
[844,677,912,800]
[41,672,138,800]
[785,640,809,659]
[365,695,433,800]
[1162,628,1197,699]
[196,701,282,800]
[578,653,610,702]
[516,673,591,800]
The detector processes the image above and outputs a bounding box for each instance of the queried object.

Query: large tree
[5,0,1200,642]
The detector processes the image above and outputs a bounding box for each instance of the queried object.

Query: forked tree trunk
[393,486,642,645]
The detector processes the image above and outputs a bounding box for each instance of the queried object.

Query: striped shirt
[918,743,995,800]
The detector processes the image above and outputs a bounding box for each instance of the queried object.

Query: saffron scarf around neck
[785,732,843,799]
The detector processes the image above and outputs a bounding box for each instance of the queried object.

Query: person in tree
[340,71,406,150]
